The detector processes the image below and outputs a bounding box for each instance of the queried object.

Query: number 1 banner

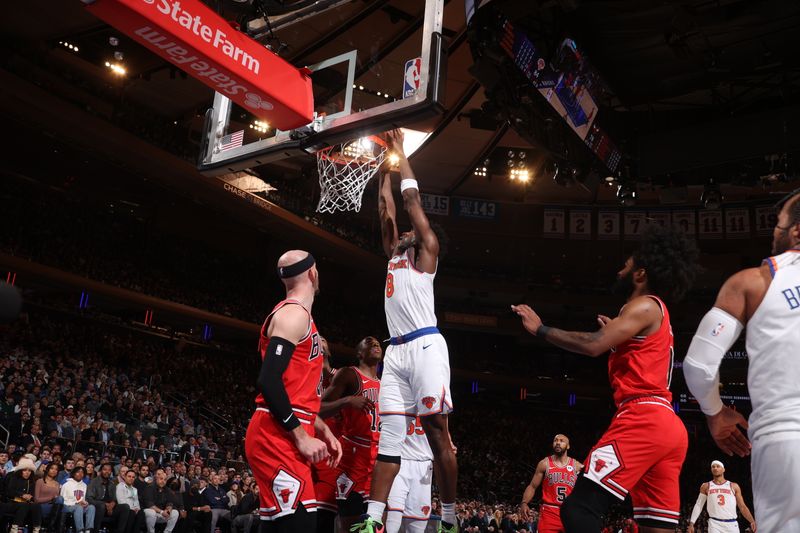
[543,209,566,238]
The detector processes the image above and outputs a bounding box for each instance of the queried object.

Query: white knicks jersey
[384,250,437,337]
[746,250,800,441]
[403,416,433,462]
[706,480,737,520]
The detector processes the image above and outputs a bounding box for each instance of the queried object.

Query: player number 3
[385,272,394,298]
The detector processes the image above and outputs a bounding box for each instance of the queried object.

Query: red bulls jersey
[255,299,322,424]
[608,296,674,407]
[541,456,578,508]
[340,367,380,446]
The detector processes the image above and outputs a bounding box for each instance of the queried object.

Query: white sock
[441,502,456,525]
[384,510,402,533]
[366,500,386,523]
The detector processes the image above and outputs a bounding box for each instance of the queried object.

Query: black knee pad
[338,492,366,518]
[262,503,316,533]
[560,475,618,533]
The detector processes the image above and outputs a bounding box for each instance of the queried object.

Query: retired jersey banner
[725,208,750,239]
[698,210,723,239]
[755,205,778,236]
[569,210,592,240]
[647,211,671,228]
[84,0,314,130]
[420,193,449,216]
[672,211,696,237]
[543,209,566,238]
[624,211,647,240]
[597,211,620,240]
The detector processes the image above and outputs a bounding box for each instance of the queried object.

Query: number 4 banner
[597,211,620,240]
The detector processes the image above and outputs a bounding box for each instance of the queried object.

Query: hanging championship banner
[725,208,750,239]
[647,211,671,228]
[597,211,620,240]
[543,209,566,238]
[754,205,778,236]
[698,210,723,239]
[624,211,647,240]
[420,193,449,216]
[672,211,696,237]
[569,211,592,240]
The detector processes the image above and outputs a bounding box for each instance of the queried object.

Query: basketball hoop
[316,136,388,213]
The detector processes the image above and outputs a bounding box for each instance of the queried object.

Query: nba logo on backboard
[403,57,422,98]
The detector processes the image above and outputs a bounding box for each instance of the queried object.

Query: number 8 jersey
[385,250,437,337]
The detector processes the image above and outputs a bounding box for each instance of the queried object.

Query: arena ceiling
[4,0,800,206]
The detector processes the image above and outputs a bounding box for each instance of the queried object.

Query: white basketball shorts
[708,519,740,533]
[751,431,800,533]
[387,459,433,526]
[379,332,452,417]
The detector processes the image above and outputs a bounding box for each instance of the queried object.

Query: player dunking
[688,460,756,533]
[520,434,582,533]
[245,250,342,533]
[513,225,698,533]
[319,336,383,532]
[352,130,458,533]
[314,336,343,533]
[684,189,800,532]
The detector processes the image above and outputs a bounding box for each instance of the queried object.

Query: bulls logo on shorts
[272,469,302,512]
[336,472,355,500]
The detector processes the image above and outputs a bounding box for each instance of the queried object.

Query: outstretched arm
[378,170,398,259]
[511,296,661,357]
[388,130,438,273]
[733,483,757,531]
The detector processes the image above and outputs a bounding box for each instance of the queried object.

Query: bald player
[688,460,755,533]
[245,250,342,532]
[520,434,582,533]
[684,189,800,532]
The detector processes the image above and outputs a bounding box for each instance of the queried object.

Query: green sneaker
[438,521,458,533]
[349,516,385,533]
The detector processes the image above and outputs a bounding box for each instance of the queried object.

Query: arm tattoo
[543,328,605,356]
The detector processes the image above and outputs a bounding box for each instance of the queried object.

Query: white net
[316,137,388,213]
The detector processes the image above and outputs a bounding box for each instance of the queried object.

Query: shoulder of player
[620,295,662,322]
[268,304,310,342]
[331,366,359,391]
[730,481,741,493]
[699,482,709,494]
[722,266,768,293]
[537,457,549,470]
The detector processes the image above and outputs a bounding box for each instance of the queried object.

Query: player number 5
[385,272,394,298]
[556,486,567,503]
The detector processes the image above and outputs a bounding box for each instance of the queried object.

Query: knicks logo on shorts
[422,506,430,516]
[421,396,437,409]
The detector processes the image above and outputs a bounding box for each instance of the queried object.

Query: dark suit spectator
[182,479,211,533]
[87,463,131,533]
[142,470,181,533]
[203,475,229,533]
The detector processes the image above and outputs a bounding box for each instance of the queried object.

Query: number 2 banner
[570,211,592,240]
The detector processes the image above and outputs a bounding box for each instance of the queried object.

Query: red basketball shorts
[583,396,687,527]
[312,459,339,513]
[245,408,318,520]
[335,436,378,502]
[537,504,564,533]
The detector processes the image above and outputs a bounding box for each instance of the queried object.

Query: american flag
[220,130,244,151]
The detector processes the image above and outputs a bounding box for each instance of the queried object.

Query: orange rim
[317,135,387,166]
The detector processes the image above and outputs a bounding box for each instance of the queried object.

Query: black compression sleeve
[257,336,300,431]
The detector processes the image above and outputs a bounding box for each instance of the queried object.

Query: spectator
[183,479,212,533]
[203,474,230,533]
[135,465,151,503]
[5,457,43,533]
[87,463,131,533]
[142,470,181,533]
[61,466,95,533]
[230,483,257,533]
[0,449,10,477]
[117,469,144,533]
[34,462,64,530]
[58,459,76,484]
[225,482,242,510]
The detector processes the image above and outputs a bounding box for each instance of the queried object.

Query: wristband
[536,325,551,338]
[400,179,418,192]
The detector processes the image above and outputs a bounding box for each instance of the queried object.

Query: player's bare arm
[387,130,439,274]
[313,415,342,468]
[319,367,373,417]
[519,458,546,521]
[378,169,398,258]
[511,296,661,357]
[262,304,329,463]
[732,482,757,531]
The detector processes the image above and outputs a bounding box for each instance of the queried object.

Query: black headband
[277,254,315,279]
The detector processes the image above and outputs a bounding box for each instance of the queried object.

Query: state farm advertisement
[84,0,314,130]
